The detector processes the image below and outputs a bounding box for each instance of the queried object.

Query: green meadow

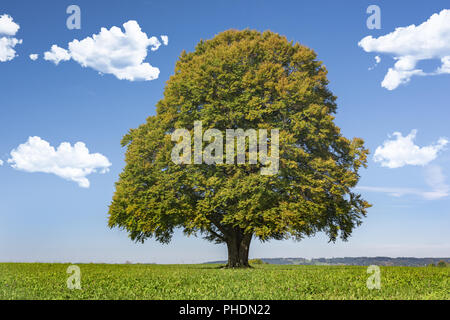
[0,263,448,300]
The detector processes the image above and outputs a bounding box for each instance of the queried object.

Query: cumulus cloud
[44,20,164,81]
[0,159,3,166]
[161,35,168,46]
[381,68,425,90]
[8,136,111,188]
[374,130,448,168]
[0,14,19,36]
[44,45,70,65]
[359,9,450,90]
[360,129,449,200]
[0,37,22,62]
[29,53,38,61]
[357,165,449,200]
[0,14,22,62]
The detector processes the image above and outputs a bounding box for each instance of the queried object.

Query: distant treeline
[206,257,450,267]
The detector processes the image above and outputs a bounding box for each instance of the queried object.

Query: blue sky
[0,0,449,263]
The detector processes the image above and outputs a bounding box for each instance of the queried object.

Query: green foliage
[437,260,448,268]
[108,29,371,253]
[249,259,267,265]
[1,263,449,300]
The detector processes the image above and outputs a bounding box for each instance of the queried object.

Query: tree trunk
[225,232,252,268]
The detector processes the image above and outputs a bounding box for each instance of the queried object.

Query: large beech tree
[108,29,370,268]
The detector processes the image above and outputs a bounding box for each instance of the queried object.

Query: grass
[0,263,448,300]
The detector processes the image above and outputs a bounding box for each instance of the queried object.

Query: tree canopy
[108,29,371,267]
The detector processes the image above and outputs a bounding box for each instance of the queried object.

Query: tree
[249,259,267,265]
[437,260,447,268]
[108,29,371,268]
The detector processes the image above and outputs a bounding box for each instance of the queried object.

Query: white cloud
[368,55,382,70]
[8,136,111,188]
[364,132,449,200]
[380,68,425,90]
[161,35,168,46]
[44,45,70,65]
[374,130,448,168]
[437,55,450,73]
[357,186,427,198]
[423,165,449,199]
[0,159,3,166]
[0,14,22,62]
[45,20,163,81]
[29,53,38,61]
[0,14,19,36]
[359,9,450,90]
[357,165,449,200]
[0,36,22,62]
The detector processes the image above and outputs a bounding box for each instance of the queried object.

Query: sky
[0,0,449,264]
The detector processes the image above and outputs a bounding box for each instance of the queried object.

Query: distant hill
[205,257,450,267]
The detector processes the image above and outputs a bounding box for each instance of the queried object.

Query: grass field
[0,263,448,300]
